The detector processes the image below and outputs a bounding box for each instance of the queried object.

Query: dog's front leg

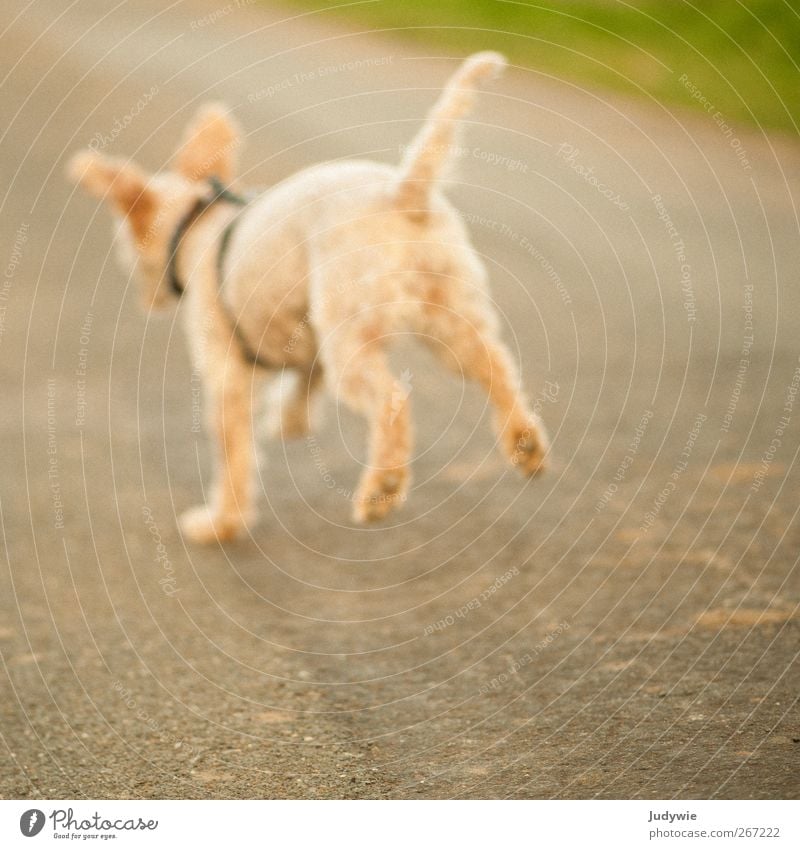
[180,355,256,544]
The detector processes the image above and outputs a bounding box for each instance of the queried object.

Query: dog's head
[67,103,241,310]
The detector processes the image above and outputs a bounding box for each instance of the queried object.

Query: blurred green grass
[277,0,800,135]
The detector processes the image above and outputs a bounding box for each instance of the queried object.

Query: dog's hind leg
[424,292,549,476]
[321,333,413,523]
[180,352,257,544]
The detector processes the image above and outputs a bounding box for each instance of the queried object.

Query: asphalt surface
[1,0,799,799]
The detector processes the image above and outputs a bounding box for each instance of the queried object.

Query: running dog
[67,52,549,543]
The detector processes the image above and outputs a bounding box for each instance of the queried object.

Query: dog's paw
[504,419,549,477]
[353,468,408,523]
[179,505,244,544]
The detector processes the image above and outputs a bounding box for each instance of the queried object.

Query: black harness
[167,177,274,370]
[167,176,247,297]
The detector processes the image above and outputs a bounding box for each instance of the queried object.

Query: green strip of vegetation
[276,0,800,135]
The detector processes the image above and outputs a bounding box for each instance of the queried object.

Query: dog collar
[165,178,276,371]
[166,176,248,297]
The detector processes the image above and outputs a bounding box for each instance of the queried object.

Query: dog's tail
[393,51,507,220]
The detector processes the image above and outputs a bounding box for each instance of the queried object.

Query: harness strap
[166,178,274,370]
[215,210,276,370]
[167,196,209,297]
[167,177,248,296]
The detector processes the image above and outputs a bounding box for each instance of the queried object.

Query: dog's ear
[67,151,156,242]
[174,102,241,183]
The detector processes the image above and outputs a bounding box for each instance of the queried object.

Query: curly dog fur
[67,51,549,543]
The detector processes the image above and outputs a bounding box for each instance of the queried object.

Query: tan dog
[67,52,548,544]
